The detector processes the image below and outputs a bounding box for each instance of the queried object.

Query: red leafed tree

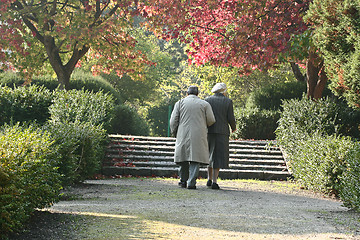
[142,0,327,98]
[0,0,152,89]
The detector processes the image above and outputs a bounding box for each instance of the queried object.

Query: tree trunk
[56,70,71,90]
[290,62,306,82]
[306,49,327,99]
[44,36,89,90]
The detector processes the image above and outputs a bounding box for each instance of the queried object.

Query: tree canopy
[141,0,338,99]
[0,0,153,89]
[142,0,309,75]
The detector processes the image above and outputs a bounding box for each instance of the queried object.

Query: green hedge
[233,108,280,140]
[339,142,360,211]
[49,88,115,131]
[276,95,360,142]
[0,124,62,236]
[0,86,132,236]
[0,84,148,136]
[282,132,354,193]
[0,70,122,103]
[0,85,52,126]
[276,96,360,211]
[110,104,149,136]
[45,121,107,185]
[47,88,114,184]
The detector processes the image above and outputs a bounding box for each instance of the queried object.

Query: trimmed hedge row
[0,83,149,136]
[0,76,150,237]
[0,85,52,126]
[49,88,115,131]
[0,87,114,237]
[44,121,107,186]
[276,96,360,211]
[0,124,62,236]
[339,143,360,211]
[0,70,122,103]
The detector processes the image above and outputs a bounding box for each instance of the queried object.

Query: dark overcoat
[205,93,236,168]
[205,93,236,135]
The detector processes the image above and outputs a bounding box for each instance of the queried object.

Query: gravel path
[9,178,360,240]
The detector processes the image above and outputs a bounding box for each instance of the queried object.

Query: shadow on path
[9,178,360,240]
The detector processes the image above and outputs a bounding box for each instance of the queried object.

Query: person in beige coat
[170,86,216,189]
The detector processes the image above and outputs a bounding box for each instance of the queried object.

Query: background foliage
[306,0,360,109]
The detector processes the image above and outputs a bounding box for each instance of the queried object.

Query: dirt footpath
[10,178,360,240]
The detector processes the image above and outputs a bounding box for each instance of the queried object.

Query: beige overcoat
[170,95,216,164]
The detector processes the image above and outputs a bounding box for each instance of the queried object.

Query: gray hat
[187,85,199,95]
[211,82,227,93]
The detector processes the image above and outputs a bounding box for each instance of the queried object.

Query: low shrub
[276,95,360,210]
[0,124,61,236]
[276,95,360,144]
[45,121,107,185]
[245,81,307,110]
[283,132,354,194]
[233,108,280,140]
[0,85,52,126]
[49,88,115,131]
[110,104,149,136]
[339,142,360,211]
[0,70,122,103]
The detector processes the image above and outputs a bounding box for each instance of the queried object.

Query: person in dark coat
[205,83,236,189]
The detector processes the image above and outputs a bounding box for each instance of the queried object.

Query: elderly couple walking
[170,83,236,190]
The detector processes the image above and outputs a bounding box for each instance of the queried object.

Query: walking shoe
[178,181,187,188]
[187,185,196,189]
[211,183,220,190]
[206,180,212,187]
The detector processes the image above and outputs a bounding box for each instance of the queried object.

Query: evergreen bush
[0,124,61,236]
[282,132,354,194]
[276,95,360,207]
[49,88,115,131]
[245,81,307,110]
[0,85,52,126]
[110,104,149,136]
[276,95,360,143]
[45,121,107,185]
